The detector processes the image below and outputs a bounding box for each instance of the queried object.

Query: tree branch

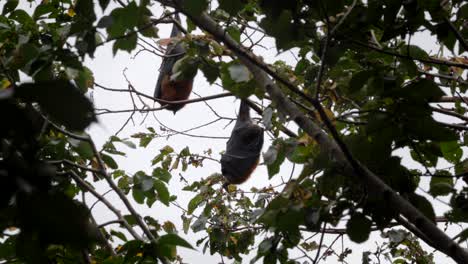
[67,170,142,241]
[47,118,156,242]
[98,220,124,229]
[95,82,233,106]
[349,38,468,69]
[86,137,157,242]
[430,106,468,123]
[437,96,468,103]
[178,4,468,263]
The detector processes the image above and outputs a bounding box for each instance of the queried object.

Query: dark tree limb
[172,3,468,263]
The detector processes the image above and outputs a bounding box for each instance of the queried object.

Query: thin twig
[349,39,468,69]
[67,170,142,241]
[313,222,327,264]
[86,137,157,242]
[98,220,125,228]
[46,117,155,242]
[95,82,233,106]
[430,105,468,122]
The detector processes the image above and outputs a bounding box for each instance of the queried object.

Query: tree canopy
[0,0,468,263]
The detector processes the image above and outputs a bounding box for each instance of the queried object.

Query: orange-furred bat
[154,13,193,113]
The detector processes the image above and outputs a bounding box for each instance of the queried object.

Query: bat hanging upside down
[221,100,264,187]
[154,13,194,113]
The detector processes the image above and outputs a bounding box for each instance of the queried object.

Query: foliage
[0,0,468,263]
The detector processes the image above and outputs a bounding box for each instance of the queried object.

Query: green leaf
[119,2,139,29]
[140,135,153,147]
[186,18,196,33]
[400,45,429,60]
[139,15,158,38]
[107,3,139,38]
[123,215,138,226]
[287,144,313,164]
[74,67,94,92]
[140,176,154,192]
[346,213,372,243]
[387,229,407,243]
[118,176,131,191]
[158,234,194,249]
[429,172,454,197]
[435,22,457,52]
[97,15,113,28]
[182,0,208,15]
[102,154,118,169]
[15,81,96,131]
[455,228,468,243]
[258,238,273,254]
[75,141,94,160]
[226,26,241,43]
[259,10,298,50]
[9,10,34,26]
[200,59,219,84]
[152,167,172,183]
[419,0,443,13]
[191,216,208,232]
[120,140,136,149]
[132,187,145,204]
[228,63,251,83]
[188,194,204,215]
[75,0,96,26]
[110,230,127,242]
[2,0,18,15]
[398,102,457,142]
[220,61,256,98]
[219,0,244,16]
[154,180,170,206]
[349,70,372,94]
[170,55,200,82]
[391,79,444,101]
[440,141,463,164]
[266,145,286,178]
[32,3,55,20]
[10,43,39,69]
[112,33,138,55]
[99,0,111,11]
[408,193,436,222]
[455,158,468,176]
[182,216,192,234]
[263,145,278,165]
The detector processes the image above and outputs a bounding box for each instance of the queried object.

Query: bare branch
[430,105,468,123]
[46,117,156,242]
[95,82,233,106]
[349,39,468,69]
[67,170,143,241]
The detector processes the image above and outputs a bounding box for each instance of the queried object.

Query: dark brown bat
[221,100,264,186]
